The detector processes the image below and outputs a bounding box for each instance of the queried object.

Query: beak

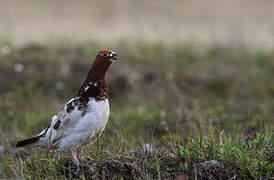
[110,52,118,61]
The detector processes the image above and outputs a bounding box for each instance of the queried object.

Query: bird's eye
[103,53,108,56]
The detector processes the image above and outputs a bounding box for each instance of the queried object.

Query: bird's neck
[76,64,109,101]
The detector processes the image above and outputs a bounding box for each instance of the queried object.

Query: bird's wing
[45,97,84,148]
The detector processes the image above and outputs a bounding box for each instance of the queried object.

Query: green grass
[0,132,272,179]
[0,41,273,179]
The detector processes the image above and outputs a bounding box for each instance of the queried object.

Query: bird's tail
[16,126,49,147]
[16,135,43,147]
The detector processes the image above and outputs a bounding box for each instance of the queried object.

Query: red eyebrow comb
[99,50,112,54]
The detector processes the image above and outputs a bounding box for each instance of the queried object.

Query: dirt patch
[59,156,142,179]
[190,160,229,180]
[96,159,142,179]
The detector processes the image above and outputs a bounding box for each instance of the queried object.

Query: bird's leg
[71,150,81,174]
[78,147,86,162]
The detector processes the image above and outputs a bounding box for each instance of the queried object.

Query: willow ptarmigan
[16,50,118,166]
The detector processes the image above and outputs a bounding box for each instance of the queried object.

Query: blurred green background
[1,0,273,140]
[0,41,273,141]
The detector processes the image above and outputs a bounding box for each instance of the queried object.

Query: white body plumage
[38,97,109,151]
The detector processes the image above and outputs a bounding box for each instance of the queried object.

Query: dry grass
[1,0,274,48]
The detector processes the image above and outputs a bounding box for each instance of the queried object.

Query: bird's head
[96,50,118,64]
[88,50,118,79]
[76,50,118,98]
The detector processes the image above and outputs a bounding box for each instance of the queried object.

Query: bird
[16,50,118,167]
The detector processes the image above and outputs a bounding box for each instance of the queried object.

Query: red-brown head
[97,50,118,62]
[76,50,118,100]
[90,50,118,79]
